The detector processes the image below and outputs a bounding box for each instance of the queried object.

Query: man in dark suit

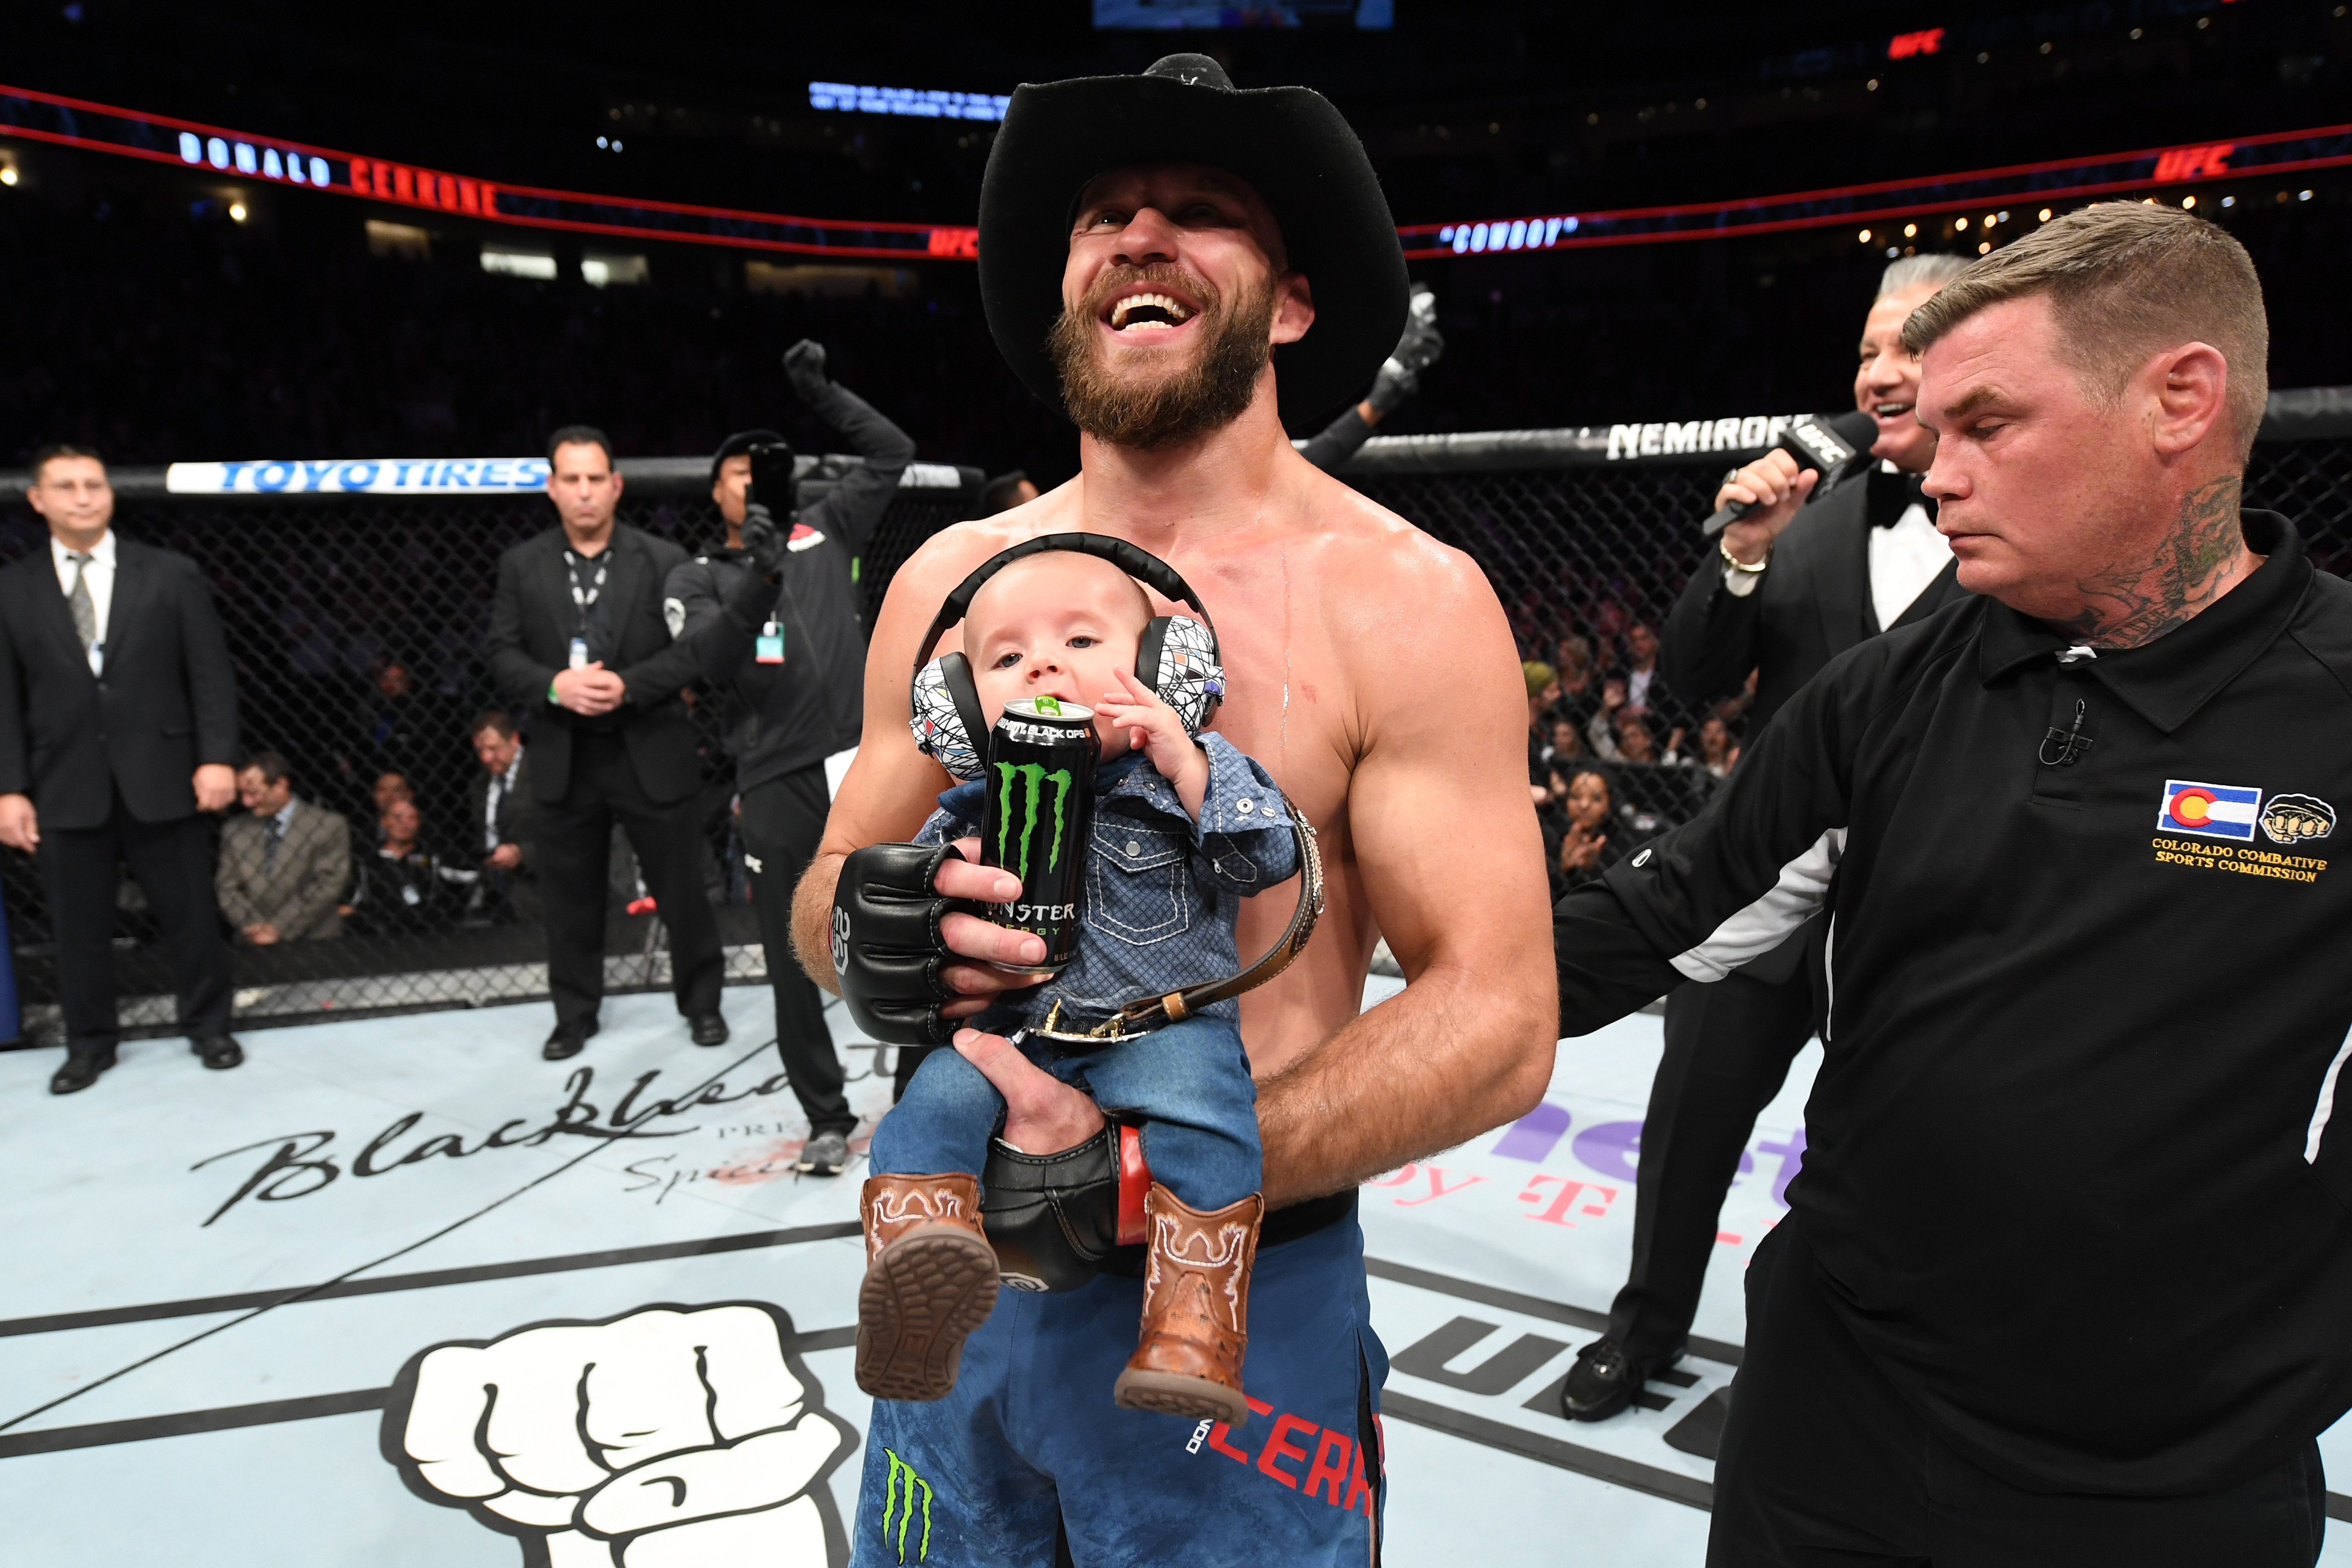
[466,710,537,924]
[217,749,350,943]
[1561,255,1975,1419]
[488,427,730,1060]
[0,445,244,1094]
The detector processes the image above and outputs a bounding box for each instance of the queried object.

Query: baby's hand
[1096,666,1209,818]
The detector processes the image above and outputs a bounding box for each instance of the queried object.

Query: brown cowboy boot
[856,1173,1000,1402]
[1112,1184,1264,1426]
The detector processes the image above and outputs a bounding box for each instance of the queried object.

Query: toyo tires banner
[166,458,553,495]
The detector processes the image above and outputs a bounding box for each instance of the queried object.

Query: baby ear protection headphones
[909,533,1225,781]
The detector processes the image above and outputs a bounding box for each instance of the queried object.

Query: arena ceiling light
[582,252,649,287]
[1401,124,2352,258]
[0,82,961,261]
[0,80,2345,266]
[480,248,557,280]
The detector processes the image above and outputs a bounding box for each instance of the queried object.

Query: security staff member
[665,341,913,1176]
[1558,204,2336,1562]
[1566,255,1972,1419]
[0,445,244,1093]
[488,427,732,1060]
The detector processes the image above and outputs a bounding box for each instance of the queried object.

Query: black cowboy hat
[977,53,1408,432]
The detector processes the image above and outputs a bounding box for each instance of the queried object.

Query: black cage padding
[4,432,2349,1043]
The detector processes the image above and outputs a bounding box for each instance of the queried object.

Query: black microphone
[1701,410,1875,537]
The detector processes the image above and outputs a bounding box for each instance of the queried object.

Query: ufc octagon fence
[3,389,2348,1045]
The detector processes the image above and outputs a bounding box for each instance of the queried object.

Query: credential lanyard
[563,549,611,664]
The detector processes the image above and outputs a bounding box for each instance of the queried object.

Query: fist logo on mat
[382,1303,856,1567]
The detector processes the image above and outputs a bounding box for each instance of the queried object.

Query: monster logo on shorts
[881,1448,935,1563]
[994,761,1074,882]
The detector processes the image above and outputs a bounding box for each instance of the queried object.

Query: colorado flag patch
[2159,780,2262,841]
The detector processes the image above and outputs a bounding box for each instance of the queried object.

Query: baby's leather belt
[1029,795,1325,1047]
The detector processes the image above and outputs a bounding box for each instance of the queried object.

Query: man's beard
[1048,264,1276,451]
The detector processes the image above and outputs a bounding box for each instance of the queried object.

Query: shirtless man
[793,54,1555,1568]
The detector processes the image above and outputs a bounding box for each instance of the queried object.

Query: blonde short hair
[1901,202,2269,461]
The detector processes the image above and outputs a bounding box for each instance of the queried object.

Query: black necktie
[265,813,285,868]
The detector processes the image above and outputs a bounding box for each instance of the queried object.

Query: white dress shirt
[50,530,116,675]
[483,749,523,851]
[263,797,300,865]
[1720,464,1953,630]
[1868,501,1954,631]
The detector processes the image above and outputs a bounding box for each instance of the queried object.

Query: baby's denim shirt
[916,731,1300,1030]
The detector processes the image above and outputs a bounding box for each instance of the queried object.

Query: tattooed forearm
[2065,476,2250,648]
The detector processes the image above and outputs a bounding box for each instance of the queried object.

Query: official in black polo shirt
[488,427,729,1060]
[1557,203,2339,1561]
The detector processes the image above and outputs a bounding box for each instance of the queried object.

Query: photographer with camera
[665,339,914,1176]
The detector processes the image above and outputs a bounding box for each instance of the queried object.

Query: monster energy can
[978,695,1099,976]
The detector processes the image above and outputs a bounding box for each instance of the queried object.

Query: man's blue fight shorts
[853,1196,1387,1566]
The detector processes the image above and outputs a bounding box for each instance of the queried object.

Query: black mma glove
[833,841,969,1046]
[783,338,829,402]
[982,1127,1125,1293]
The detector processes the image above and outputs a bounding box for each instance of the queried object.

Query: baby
[859,550,1297,1428]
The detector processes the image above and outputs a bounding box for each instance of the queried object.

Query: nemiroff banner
[165,458,551,495]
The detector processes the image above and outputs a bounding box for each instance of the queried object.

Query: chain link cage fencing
[3,393,2348,1045]
[0,456,979,1044]
[1339,388,2352,909]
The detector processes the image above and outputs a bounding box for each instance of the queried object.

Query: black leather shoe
[688,1012,730,1047]
[192,1034,244,1070]
[544,1017,600,1061]
[50,1047,117,1095]
[1560,1336,1680,1423]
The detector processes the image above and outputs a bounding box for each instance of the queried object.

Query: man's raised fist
[383,1303,853,1566]
[784,339,830,402]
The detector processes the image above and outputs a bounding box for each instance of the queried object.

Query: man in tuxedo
[1561,254,1974,1419]
[216,749,349,943]
[487,427,730,1060]
[0,445,243,1094]
[467,710,537,924]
